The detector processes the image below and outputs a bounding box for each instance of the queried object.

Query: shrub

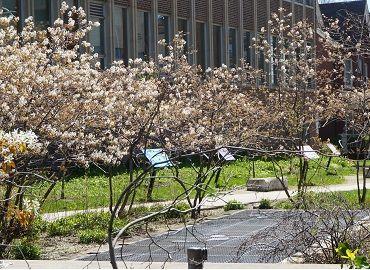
[165,203,190,219]
[78,229,107,244]
[47,217,76,236]
[11,239,41,260]
[47,212,128,237]
[258,199,272,209]
[224,200,244,211]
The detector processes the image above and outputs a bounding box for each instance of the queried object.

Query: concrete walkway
[41,175,364,222]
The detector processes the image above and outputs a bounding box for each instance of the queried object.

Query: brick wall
[294,4,304,22]
[282,0,292,24]
[257,0,268,30]
[196,0,208,22]
[306,7,315,24]
[270,0,280,18]
[138,0,152,11]
[158,0,171,14]
[282,1,292,15]
[213,0,224,24]
[243,0,254,30]
[178,0,191,18]
[228,0,239,28]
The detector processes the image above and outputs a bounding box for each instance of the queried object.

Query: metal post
[187,247,207,269]
[252,158,256,178]
[325,156,332,171]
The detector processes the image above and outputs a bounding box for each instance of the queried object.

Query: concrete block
[247,177,288,192]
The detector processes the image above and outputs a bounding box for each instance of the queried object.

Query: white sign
[327,143,341,156]
[142,148,173,168]
[300,145,320,160]
[217,148,236,161]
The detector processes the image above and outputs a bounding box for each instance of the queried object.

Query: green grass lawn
[27,156,356,213]
[276,190,370,209]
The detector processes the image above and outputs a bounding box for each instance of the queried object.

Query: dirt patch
[40,235,101,260]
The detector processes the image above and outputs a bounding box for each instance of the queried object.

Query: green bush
[47,212,128,238]
[11,239,41,260]
[165,202,190,219]
[224,200,244,211]
[47,217,76,236]
[258,199,272,209]
[78,229,107,244]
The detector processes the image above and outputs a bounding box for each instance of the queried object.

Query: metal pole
[187,247,207,269]
[325,156,332,171]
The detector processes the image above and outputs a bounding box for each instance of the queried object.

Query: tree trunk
[146,169,156,202]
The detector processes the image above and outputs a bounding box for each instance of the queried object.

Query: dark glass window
[114,7,128,63]
[3,0,19,16]
[137,11,150,60]
[229,28,237,67]
[213,25,222,67]
[244,31,251,65]
[158,15,170,56]
[178,19,188,34]
[196,22,206,69]
[65,0,78,6]
[178,18,188,54]
[34,0,50,28]
[90,17,105,55]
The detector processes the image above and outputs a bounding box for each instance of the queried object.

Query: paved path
[79,209,369,264]
[41,175,364,221]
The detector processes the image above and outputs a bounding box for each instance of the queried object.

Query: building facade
[1,0,317,69]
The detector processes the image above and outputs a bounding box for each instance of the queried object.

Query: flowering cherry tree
[320,12,369,205]
[0,2,102,254]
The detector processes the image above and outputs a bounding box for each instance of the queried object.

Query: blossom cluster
[0,4,359,169]
[0,130,40,179]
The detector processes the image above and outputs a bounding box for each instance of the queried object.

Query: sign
[143,148,173,168]
[300,145,320,160]
[327,143,341,156]
[217,148,236,161]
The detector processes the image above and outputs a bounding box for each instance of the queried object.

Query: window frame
[228,27,237,68]
[213,24,223,68]
[157,14,170,57]
[113,5,128,64]
[137,10,150,60]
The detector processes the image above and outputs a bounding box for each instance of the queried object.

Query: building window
[196,22,206,69]
[137,11,150,60]
[158,15,170,56]
[178,18,189,54]
[364,63,368,82]
[65,0,79,6]
[244,31,251,65]
[229,28,237,68]
[344,59,353,88]
[113,7,128,63]
[213,25,222,67]
[3,0,19,16]
[90,3,105,68]
[34,0,50,28]
[357,57,363,74]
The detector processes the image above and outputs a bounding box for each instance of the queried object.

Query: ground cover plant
[276,190,370,209]
[30,156,355,213]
